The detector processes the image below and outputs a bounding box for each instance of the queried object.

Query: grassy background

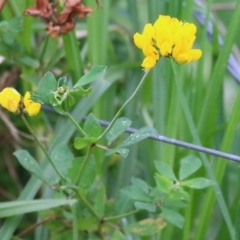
[0,0,240,239]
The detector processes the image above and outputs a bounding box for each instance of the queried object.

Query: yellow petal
[23,91,31,108]
[26,103,41,116]
[142,23,154,41]
[189,49,202,61]
[0,87,21,113]
[141,56,157,69]
[23,91,41,116]
[143,44,159,60]
[160,41,172,56]
[174,53,191,63]
[133,33,145,49]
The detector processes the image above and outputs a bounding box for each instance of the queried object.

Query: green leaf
[71,86,92,97]
[105,148,129,158]
[77,217,98,231]
[181,178,213,189]
[68,156,95,188]
[121,178,151,202]
[179,155,202,180]
[119,126,158,148]
[83,113,102,137]
[131,177,149,194]
[106,117,132,145]
[0,199,76,218]
[7,17,23,33]
[74,66,107,87]
[13,150,50,185]
[38,72,57,105]
[154,174,173,194]
[112,230,126,240]
[114,193,133,215]
[94,184,105,216]
[155,161,177,181]
[74,137,95,149]
[46,144,73,184]
[126,218,166,236]
[16,55,40,68]
[160,206,184,228]
[134,202,156,212]
[58,77,68,87]
[167,188,190,202]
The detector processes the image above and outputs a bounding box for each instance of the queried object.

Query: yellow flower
[141,56,157,69]
[0,87,21,113]
[133,15,202,69]
[134,23,154,49]
[23,92,41,116]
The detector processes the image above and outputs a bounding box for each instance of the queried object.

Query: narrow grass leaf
[0,199,76,218]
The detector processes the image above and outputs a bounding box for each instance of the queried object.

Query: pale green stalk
[97,70,149,140]
[21,115,69,182]
[64,112,88,138]
[75,146,92,185]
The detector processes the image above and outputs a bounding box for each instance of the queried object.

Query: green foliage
[0,199,76,218]
[125,218,166,236]
[13,150,50,185]
[106,117,132,145]
[83,113,102,138]
[0,1,239,239]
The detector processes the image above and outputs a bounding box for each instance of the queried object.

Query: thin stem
[104,210,139,222]
[97,70,150,140]
[74,189,101,221]
[64,112,88,137]
[21,115,69,182]
[75,145,92,185]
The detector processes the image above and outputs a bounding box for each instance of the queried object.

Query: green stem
[104,210,139,222]
[74,189,101,221]
[75,145,92,185]
[171,61,235,240]
[97,70,150,140]
[64,112,88,138]
[21,115,69,182]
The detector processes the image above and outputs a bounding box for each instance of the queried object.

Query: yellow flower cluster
[0,88,41,116]
[134,15,202,69]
